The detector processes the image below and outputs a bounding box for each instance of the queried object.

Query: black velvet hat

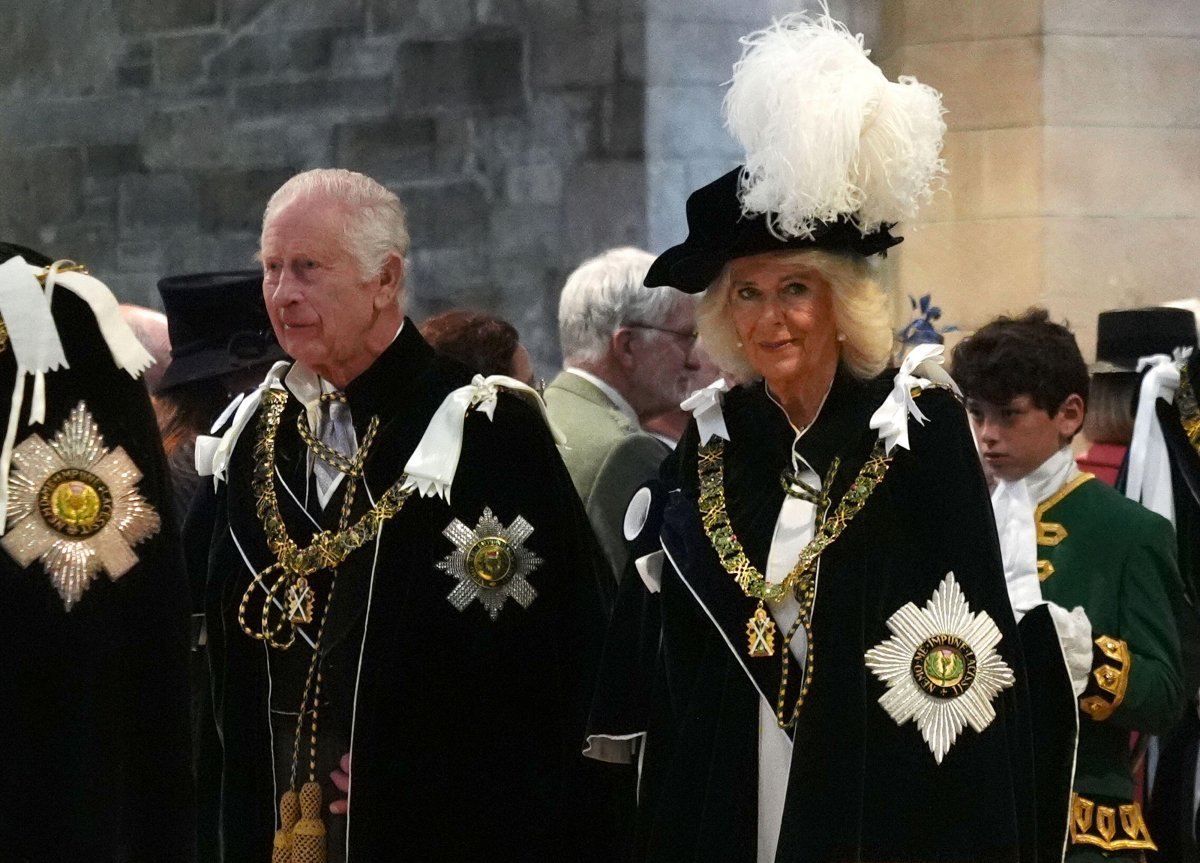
[156,270,286,392]
[1092,307,1198,373]
[644,167,902,293]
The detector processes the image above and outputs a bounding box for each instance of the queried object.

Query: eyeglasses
[624,322,699,348]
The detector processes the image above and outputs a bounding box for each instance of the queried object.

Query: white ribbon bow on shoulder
[196,361,291,486]
[869,343,959,454]
[680,377,731,445]
[1125,348,1190,524]
[402,374,555,504]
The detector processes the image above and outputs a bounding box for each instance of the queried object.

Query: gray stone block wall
[0,0,655,374]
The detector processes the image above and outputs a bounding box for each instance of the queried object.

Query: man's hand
[329,752,350,815]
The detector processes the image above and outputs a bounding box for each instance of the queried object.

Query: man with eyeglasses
[546,247,701,584]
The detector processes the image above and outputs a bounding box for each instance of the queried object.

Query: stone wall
[4,0,1196,371]
[876,0,1200,358]
[0,0,648,373]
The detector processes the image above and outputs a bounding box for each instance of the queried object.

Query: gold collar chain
[238,387,414,650]
[1178,360,1200,449]
[696,436,893,727]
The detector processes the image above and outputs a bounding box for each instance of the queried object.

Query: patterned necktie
[313,393,355,507]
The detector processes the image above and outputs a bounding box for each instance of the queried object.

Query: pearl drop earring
[836,332,847,342]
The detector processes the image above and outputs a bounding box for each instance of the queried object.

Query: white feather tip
[724,8,947,240]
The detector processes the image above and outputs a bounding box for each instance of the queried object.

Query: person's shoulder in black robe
[0,246,194,862]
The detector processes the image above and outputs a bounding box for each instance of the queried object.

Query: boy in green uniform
[954,308,1185,861]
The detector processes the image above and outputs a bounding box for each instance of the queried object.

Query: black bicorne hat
[156,270,287,392]
[1092,307,1198,374]
[644,167,902,294]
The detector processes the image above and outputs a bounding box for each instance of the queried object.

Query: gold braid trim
[1070,792,1157,852]
[697,436,893,728]
[1080,634,1131,722]
[1178,359,1200,450]
[237,387,414,650]
[0,319,7,354]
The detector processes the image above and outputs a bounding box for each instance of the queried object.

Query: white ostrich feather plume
[724,7,947,240]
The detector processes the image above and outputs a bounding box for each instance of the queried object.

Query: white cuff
[1046,602,1093,697]
[635,550,664,594]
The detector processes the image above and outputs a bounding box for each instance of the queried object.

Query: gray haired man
[545,247,701,582]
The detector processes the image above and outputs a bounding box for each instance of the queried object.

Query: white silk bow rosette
[868,343,960,454]
[1125,347,1192,524]
[680,377,731,445]
[0,258,153,536]
[402,375,559,504]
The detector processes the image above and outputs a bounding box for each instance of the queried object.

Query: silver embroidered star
[864,572,1015,764]
[2,401,161,610]
[436,507,543,620]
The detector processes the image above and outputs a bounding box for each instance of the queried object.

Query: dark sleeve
[0,288,195,861]
[892,388,1067,862]
[585,432,669,582]
[1082,513,1185,733]
[456,393,625,859]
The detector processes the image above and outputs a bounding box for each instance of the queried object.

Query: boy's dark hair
[951,308,1089,415]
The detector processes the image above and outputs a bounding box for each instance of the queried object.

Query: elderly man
[544,247,700,581]
[198,169,613,862]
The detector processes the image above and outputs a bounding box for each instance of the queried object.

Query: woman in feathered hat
[585,10,1068,862]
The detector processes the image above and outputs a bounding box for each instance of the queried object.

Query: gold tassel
[271,789,299,863]
[291,781,327,863]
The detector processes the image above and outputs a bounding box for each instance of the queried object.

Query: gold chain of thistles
[696,438,892,727]
[237,388,413,650]
[1178,361,1200,449]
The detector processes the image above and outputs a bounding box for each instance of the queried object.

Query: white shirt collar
[281,322,406,418]
[1023,445,1080,506]
[564,367,639,426]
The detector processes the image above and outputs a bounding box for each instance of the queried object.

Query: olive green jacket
[544,371,669,582]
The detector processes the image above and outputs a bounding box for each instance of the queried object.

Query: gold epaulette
[1070,792,1156,852]
[1079,634,1130,721]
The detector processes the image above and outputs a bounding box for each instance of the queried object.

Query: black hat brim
[644,167,902,293]
[156,341,289,393]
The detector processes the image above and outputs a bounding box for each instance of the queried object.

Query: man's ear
[1054,392,1086,440]
[373,253,404,310]
[611,327,637,370]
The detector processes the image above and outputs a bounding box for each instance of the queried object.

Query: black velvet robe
[0,286,194,862]
[590,370,1068,863]
[1148,352,1200,862]
[204,323,618,861]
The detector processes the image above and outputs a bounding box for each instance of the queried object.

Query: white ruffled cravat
[990,446,1082,620]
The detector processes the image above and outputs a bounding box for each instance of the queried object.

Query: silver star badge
[2,402,161,610]
[436,507,543,620]
[864,572,1015,764]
